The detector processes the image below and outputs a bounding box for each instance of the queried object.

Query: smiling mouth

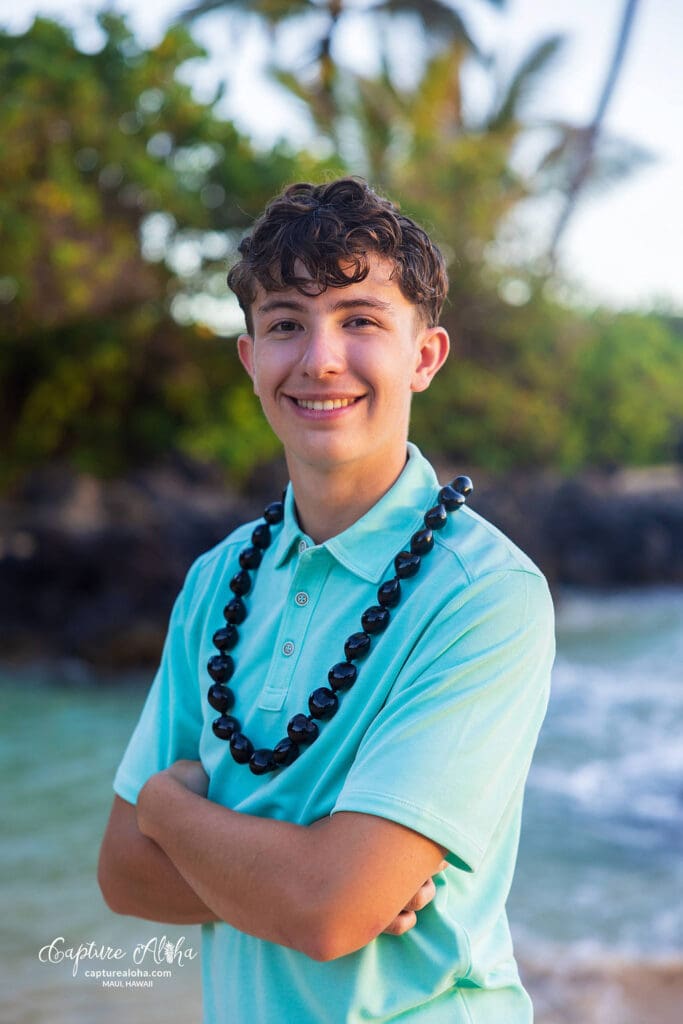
[294,397,362,411]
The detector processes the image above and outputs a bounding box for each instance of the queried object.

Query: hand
[381,859,448,937]
[164,759,210,798]
[137,760,209,839]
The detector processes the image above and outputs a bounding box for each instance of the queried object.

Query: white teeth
[296,398,356,410]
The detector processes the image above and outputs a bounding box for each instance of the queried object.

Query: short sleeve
[113,561,205,805]
[332,570,554,872]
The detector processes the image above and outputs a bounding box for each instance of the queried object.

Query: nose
[300,322,346,379]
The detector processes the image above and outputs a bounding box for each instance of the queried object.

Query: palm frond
[271,68,337,135]
[534,122,654,193]
[406,40,467,140]
[487,34,564,131]
[371,0,478,52]
[181,0,313,25]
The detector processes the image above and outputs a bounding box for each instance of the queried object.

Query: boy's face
[237,254,449,484]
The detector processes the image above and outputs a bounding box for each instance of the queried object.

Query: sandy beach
[523,955,683,1024]
[6,955,682,1023]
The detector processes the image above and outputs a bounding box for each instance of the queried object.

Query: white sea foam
[509,587,683,957]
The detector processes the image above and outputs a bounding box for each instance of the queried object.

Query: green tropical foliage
[0,10,680,491]
[566,312,683,467]
[0,14,328,484]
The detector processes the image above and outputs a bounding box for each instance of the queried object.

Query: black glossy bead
[207,683,235,713]
[212,714,240,741]
[344,631,371,661]
[249,748,276,775]
[361,605,390,635]
[452,475,474,497]
[377,577,401,608]
[328,661,358,692]
[287,714,319,745]
[223,597,247,625]
[263,501,284,525]
[230,570,252,596]
[309,687,339,720]
[207,654,234,683]
[230,731,254,764]
[395,551,421,578]
[439,485,466,512]
[239,546,262,570]
[273,737,300,766]
[424,503,448,531]
[252,523,271,550]
[411,528,434,555]
[213,625,238,651]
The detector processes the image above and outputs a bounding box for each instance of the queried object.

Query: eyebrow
[256,296,394,316]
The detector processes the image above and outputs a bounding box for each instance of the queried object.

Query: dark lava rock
[0,456,286,668]
[1,457,681,669]
[457,464,683,588]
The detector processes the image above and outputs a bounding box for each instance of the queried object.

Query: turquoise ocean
[2,587,681,1022]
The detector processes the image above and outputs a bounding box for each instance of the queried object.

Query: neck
[287,449,409,544]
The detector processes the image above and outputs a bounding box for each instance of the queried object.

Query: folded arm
[99,760,446,961]
[98,794,219,924]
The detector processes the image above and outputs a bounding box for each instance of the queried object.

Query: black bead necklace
[207,475,474,777]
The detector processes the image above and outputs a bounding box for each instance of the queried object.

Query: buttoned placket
[257,544,333,712]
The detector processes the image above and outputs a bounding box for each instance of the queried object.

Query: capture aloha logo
[38,934,198,988]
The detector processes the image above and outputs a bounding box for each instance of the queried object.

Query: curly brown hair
[227,177,448,333]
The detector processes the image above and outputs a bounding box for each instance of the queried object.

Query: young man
[99,177,554,1022]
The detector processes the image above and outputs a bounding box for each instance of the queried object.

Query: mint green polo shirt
[114,443,554,1023]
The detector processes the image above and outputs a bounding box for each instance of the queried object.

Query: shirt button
[298,540,307,554]
[295,592,309,607]
[282,641,295,657]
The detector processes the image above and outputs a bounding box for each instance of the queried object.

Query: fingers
[166,760,209,797]
[401,876,436,914]
[381,909,417,937]
[401,860,448,916]
[381,860,449,937]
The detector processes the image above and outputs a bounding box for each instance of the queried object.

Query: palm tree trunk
[548,0,641,264]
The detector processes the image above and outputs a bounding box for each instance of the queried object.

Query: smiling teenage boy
[98,177,555,1023]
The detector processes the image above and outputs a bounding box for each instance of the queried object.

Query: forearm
[98,795,218,925]
[136,774,334,956]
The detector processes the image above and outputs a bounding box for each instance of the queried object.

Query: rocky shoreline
[1,456,682,668]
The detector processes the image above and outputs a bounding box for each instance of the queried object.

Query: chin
[295,440,361,471]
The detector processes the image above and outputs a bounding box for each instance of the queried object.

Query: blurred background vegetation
[1,0,682,492]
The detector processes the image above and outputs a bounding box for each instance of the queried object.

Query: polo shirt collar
[272,444,440,583]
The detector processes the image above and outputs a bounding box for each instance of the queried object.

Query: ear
[410,326,450,393]
[237,334,259,395]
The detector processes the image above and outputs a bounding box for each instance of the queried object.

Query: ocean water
[1,587,681,1020]
[0,671,204,1023]
[509,586,683,959]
